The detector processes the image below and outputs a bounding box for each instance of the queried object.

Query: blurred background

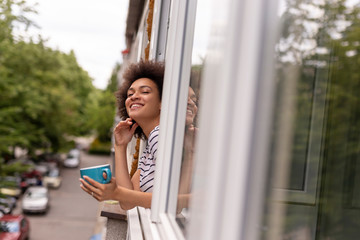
[0,0,126,239]
[0,0,127,163]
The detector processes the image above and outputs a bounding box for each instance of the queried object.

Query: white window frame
[151,0,196,224]
[131,0,280,239]
[150,0,198,239]
[186,0,280,239]
[149,0,171,61]
[165,0,197,216]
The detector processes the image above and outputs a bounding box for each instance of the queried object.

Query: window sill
[100,201,128,240]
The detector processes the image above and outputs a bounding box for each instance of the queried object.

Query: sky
[26,0,129,89]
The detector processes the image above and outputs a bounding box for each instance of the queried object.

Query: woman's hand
[114,118,139,147]
[79,176,117,201]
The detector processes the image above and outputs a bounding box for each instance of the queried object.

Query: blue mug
[80,164,112,184]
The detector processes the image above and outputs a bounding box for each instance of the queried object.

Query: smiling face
[125,78,161,124]
[186,87,198,126]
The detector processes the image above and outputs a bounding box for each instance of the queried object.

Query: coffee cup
[80,164,112,184]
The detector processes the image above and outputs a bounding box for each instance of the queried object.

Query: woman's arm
[113,118,139,189]
[115,186,152,210]
[131,169,141,191]
[114,144,133,189]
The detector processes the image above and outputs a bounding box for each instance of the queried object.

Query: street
[13,151,112,240]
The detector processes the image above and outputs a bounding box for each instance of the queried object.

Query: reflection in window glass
[263,0,360,239]
[175,69,201,234]
[174,0,210,236]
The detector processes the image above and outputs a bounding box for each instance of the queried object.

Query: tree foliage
[88,63,120,143]
[0,0,111,158]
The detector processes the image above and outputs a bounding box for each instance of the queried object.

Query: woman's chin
[130,117,138,123]
[128,113,138,120]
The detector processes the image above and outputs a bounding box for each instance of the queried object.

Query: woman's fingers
[114,119,138,146]
[126,118,133,125]
[130,122,139,133]
[80,180,96,197]
[80,176,118,202]
[114,119,135,136]
[80,176,101,196]
[84,175,101,187]
[114,120,129,131]
[117,118,133,127]
[116,118,135,128]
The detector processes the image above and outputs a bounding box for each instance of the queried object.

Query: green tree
[106,62,121,93]
[0,0,96,157]
[87,63,119,143]
[86,64,118,155]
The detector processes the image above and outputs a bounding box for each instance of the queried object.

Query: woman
[80,60,164,210]
[177,86,198,212]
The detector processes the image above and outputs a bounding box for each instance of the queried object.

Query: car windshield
[0,221,19,232]
[27,191,46,198]
[48,170,59,177]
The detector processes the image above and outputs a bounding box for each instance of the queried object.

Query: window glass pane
[262,0,360,239]
[174,0,211,235]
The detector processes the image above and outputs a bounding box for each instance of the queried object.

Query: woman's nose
[130,92,140,100]
[187,100,192,107]
[188,97,195,106]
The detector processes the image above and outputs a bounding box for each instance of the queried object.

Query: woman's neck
[138,118,160,138]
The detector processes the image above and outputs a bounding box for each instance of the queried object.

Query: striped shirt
[138,126,159,192]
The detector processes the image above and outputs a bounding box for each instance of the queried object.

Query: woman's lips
[130,103,143,109]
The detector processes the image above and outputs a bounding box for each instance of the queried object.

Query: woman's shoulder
[151,125,160,133]
[148,125,160,143]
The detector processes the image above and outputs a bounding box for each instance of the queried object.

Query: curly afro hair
[116,60,165,139]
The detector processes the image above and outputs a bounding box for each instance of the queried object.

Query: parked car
[0,194,17,209]
[0,198,15,215]
[0,214,30,240]
[34,163,49,176]
[63,149,81,168]
[69,148,81,157]
[0,205,11,215]
[43,168,62,189]
[22,186,49,214]
[20,170,43,193]
[36,152,62,167]
[0,187,21,199]
[0,196,16,215]
[0,177,22,199]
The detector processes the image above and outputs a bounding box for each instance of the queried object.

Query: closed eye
[190,97,197,105]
